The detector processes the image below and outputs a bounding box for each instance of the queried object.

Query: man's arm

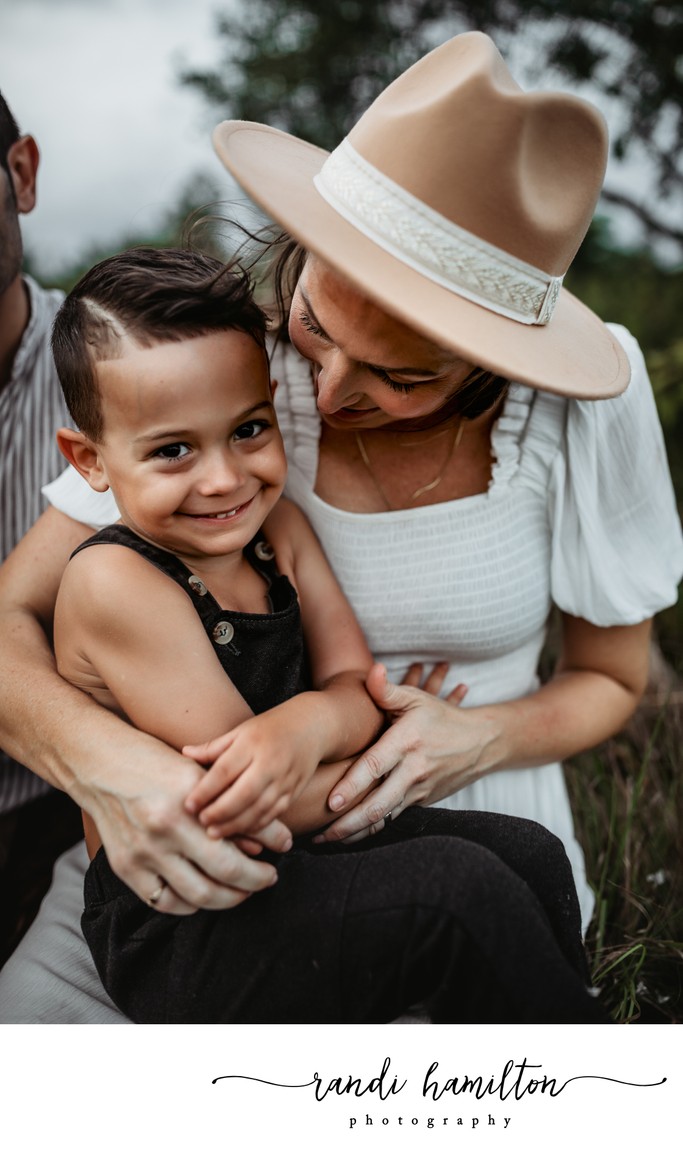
[0,507,289,913]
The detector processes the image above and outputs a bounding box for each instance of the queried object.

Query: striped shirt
[0,275,71,814]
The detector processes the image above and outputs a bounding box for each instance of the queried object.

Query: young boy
[50,246,606,1025]
[52,246,382,858]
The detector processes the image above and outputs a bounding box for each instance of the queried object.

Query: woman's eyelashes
[372,370,417,394]
[299,312,328,339]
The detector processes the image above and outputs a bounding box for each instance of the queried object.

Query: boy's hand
[183,703,322,837]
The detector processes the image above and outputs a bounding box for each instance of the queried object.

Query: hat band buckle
[314,140,563,327]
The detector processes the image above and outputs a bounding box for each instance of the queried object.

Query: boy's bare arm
[184,500,382,835]
[183,674,382,835]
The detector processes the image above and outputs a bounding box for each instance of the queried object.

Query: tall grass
[565,688,683,1023]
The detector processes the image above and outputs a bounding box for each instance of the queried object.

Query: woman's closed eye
[367,366,417,393]
[298,312,329,340]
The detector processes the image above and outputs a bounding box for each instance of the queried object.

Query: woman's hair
[52,246,268,441]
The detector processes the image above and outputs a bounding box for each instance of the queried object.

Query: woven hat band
[314,140,563,327]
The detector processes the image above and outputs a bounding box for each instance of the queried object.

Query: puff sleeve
[549,324,683,626]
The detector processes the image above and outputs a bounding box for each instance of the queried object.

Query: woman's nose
[315,351,365,413]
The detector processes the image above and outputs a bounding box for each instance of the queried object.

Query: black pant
[0,789,84,968]
[82,807,606,1024]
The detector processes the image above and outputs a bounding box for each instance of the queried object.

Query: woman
[0,31,680,1022]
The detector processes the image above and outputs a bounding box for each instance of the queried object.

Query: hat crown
[347,32,608,276]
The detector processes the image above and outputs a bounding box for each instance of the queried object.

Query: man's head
[0,92,21,190]
[52,246,269,441]
[0,91,39,299]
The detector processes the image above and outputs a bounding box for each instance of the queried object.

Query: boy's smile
[87,329,286,568]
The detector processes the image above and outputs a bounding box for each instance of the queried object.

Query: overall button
[212,621,235,646]
[254,540,275,561]
[188,575,208,596]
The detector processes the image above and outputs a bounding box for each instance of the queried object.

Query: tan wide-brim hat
[213,31,630,399]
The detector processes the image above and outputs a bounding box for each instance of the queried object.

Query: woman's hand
[315,615,653,844]
[313,663,486,843]
[83,739,293,915]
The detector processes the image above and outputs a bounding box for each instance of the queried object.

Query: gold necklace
[355,420,464,510]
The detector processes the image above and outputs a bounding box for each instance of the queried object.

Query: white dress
[0,323,680,1022]
[269,323,683,931]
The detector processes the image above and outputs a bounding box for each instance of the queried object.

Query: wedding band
[148,879,167,907]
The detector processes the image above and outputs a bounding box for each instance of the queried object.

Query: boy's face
[91,329,286,562]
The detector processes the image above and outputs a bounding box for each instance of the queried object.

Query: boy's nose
[195,449,243,494]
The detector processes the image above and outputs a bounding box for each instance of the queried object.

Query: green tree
[180,0,683,255]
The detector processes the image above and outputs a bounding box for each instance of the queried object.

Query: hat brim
[213,121,630,400]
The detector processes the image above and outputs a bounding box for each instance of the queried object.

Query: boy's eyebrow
[298,287,445,379]
[134,401,275,444]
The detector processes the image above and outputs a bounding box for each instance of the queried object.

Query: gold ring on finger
[148,878,167,907]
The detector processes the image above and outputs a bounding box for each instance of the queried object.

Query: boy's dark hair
[52,246,268,440]
[0,91,21,189]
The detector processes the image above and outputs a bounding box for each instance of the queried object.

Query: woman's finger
[326,725,403,813]
[400,663,424,686]
[420,662,450,696]
[446,682,468,705]
[315,774,407,842]
[147,839,279,910]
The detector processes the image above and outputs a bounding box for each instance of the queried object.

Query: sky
[1,0,673,278]
[1,0,238,275]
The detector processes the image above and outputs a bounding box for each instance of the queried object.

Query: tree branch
[600,187,683,249]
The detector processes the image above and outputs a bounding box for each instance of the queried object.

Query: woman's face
[288,257,476,431]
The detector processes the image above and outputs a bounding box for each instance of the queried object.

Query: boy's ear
[56,429,110,492]
[270,376,278,397]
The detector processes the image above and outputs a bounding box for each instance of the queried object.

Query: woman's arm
[0,508,289,913]
[313,612,652,841]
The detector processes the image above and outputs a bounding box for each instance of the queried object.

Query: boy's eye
[154,442,190,460]
[234,419,269,441]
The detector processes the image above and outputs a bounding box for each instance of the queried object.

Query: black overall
[78,526,606,1024]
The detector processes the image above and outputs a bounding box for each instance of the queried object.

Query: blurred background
[2,0,682,1021]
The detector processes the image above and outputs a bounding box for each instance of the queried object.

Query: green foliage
[566,700,683,1022]
[180,0,442,152]
[566,218,683,351]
